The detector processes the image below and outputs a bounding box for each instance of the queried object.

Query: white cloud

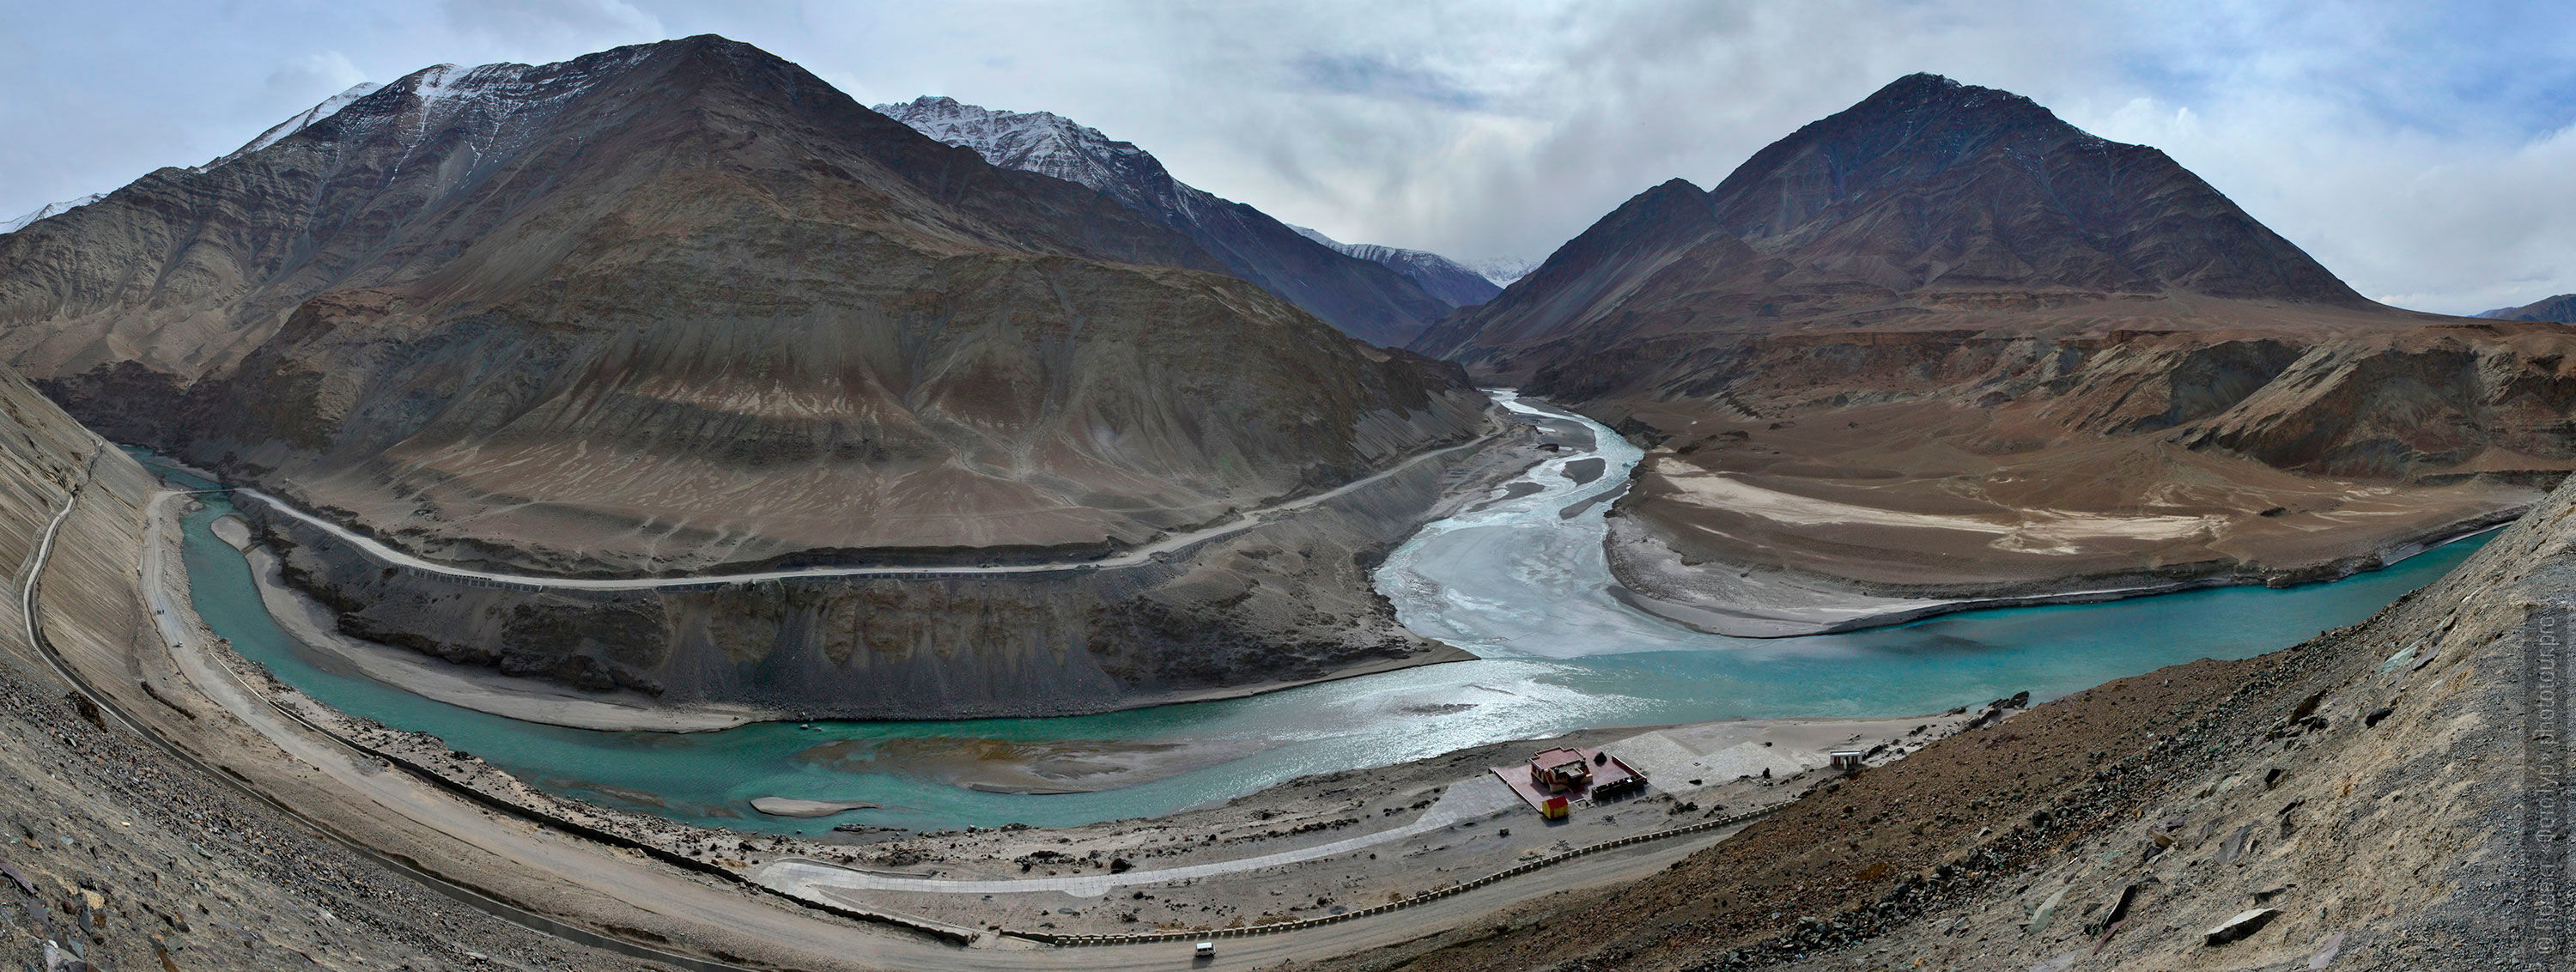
[262,52,368,100]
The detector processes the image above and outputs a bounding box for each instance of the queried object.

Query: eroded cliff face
[0,35,1486,579]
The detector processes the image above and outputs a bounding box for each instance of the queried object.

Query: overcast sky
[4,1,2573,313]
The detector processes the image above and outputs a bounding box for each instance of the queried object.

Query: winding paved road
[234,429,1498,592]
[758,775,1518,898]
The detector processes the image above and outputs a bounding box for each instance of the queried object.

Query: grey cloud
[439,0,664,50]
[1291,52,1485,110]
[257,52,368,108]
[5,1,2573,314]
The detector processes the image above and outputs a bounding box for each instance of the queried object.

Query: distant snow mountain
[0,194,105,234]
[1467,256,1537,288]
[876,95,1455,346]
[1290,226,1501,307]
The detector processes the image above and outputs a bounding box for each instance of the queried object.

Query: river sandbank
[1603,508,2522,638]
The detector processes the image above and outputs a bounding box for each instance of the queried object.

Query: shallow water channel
[157,395,2488,833]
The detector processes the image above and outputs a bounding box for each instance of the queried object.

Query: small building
[1829,750,1866,771]
[1529,748,1594,792]
[1496,746,1649,817]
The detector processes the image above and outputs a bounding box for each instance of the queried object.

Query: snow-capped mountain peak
[0,194,106,235]
[207,82,382,169]
[1291,226,1508,305]
[873,95,1175,207]
[1467,256,1537,288]
[874,94,1461,343]
[200,43,661,176]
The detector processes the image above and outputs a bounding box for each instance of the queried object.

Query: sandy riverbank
[1575,389,2543,639]
[744,703,2005,937]
[1604,493,2524,638]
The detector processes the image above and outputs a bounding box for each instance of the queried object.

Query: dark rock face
[878,96,1456,347]
[2480,293,2576,322]
[1419,74,2370,378]
[1703,73,2365,302]
[1408,178,1736,369]
[0,36,1485,577]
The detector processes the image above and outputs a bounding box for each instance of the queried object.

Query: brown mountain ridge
[1417,73,2575,634]
[0,35,1484,575]
[0,35,1495,716]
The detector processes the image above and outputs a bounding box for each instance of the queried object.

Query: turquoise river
[154,394,2491,834]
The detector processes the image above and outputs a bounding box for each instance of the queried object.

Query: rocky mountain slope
[0,36,1484,578]
[1292,224,1503,307]
[1412,74,2576,623]
[2480,292,2576,321]
[1322,449,2573,972]
[1415,72,2367,371]
[878,95,1460,345]
[0,35,1488,714]
[0,359,659,970]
